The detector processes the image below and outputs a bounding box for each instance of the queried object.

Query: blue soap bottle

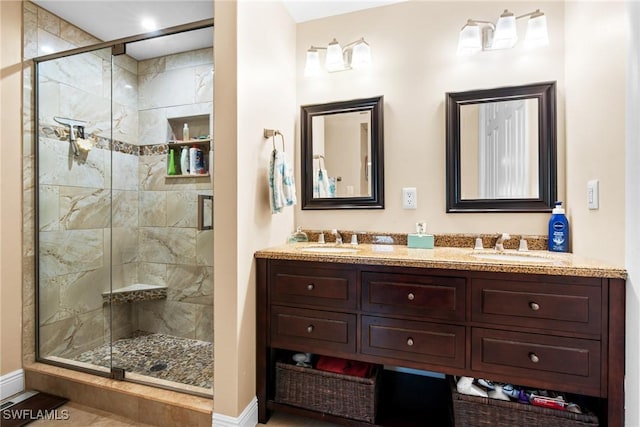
[548,201,569,252]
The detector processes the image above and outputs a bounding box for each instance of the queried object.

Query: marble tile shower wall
[23,2,214,363]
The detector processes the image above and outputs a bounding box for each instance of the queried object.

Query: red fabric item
[315,356,373,378]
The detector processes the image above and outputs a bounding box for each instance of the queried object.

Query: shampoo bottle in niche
[180,146,189,175]
[183,123,190,141]
[167,149,177,175]
[189,145,198,175]
[548,201,569,252]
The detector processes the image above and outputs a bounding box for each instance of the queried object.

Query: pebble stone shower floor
[72,332,213,389]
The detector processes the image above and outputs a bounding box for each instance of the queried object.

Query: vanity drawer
[362,272,465,321]
[270,262,356,309]
[471,278,601,334]
[472,328,601,394]
[270,305,356,353]
[361,316,465,368]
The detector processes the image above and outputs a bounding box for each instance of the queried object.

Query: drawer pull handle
[307,283,315,291]
[407,292,415,301]
[306,325,314,333]
[529,353,540,363]
[529,302,540,311]
[407,337,414,346]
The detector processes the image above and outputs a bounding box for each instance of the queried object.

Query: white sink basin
[471,253,553,263]
[299,246,359,254]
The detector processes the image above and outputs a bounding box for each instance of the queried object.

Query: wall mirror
[301,96,384,209]
[446,81,557,212]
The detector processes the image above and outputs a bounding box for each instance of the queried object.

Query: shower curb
[24,363,213,426]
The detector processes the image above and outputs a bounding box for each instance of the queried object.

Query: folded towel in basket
[315,356,374,378]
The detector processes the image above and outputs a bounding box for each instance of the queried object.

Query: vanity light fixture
[457,9,549,55]
[304,37,372,76]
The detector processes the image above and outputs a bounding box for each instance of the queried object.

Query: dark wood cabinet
[256,258,625,426]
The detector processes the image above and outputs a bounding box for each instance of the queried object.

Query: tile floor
[28,402,338,426]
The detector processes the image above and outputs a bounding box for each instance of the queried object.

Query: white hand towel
[269,149,297,214]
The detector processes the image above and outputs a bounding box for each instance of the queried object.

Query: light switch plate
[587,179,599,210]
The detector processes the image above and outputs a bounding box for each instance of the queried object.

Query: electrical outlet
[588,179,599,210]
[402,187,417,209]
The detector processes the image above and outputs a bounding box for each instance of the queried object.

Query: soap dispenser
[287,227,309,243]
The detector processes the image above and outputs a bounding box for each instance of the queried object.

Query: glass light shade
[351,40,372,69]
[325,39,345,72]
[524,13,549,48]
[304,49,321,77]
[457,22,482,55]
[492,10,517,49]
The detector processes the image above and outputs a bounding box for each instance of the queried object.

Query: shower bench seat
[101,283,167,305]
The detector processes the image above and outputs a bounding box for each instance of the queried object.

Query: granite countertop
[255,243,627,279]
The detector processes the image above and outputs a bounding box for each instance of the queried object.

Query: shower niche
[165,114,212,178]
[34,19,214,397]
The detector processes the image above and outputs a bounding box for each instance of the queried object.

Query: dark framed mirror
[301,96,384,209]
[446,81,556,212]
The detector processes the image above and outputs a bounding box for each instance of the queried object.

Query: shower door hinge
[112,43,126,56]
[111,367,125,380]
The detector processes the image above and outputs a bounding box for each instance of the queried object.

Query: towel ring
[272,131,285,152]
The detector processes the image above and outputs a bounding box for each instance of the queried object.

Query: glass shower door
[36,46,115,375]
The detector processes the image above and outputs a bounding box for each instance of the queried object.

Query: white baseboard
[212,396,258,427]
[0,369,25,400]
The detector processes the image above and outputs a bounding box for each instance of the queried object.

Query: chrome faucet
[495,233,511,252]
[331,229,343,245]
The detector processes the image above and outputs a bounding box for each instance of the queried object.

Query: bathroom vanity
[255,244,626,426]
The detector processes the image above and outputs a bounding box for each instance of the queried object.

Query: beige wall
[626,2,640,425]
[565,2,626,265]
[0,0,23,376]
[295,1,566,236]
[213,0,296,418]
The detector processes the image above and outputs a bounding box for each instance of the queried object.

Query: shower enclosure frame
[32,18,214,389]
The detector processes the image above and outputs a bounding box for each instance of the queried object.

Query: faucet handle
[518,239,529,252]
[318,232,325,244]
[350,234,358,245]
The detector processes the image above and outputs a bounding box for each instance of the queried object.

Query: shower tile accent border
[38,124,208,156]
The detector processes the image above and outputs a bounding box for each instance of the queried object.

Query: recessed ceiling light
[141,18,157,31]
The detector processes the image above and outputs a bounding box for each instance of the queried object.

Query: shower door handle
[197,194,213,230]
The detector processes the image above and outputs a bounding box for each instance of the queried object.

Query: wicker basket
[275,362,380,423]
[449,377,599,427]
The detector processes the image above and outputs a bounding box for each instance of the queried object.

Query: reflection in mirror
[460,99,539,199]
[311,111,371,198]
[302,96,384,209]
[446,82,556,212]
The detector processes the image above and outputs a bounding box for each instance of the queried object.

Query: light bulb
[457,20,482,55]
[525,11,549,48]
[493,9,517,49]
[304,48,321,77]
[351,39,371,69]
[325,39,344,72]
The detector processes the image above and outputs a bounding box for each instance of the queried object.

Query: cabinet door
[362,272,465,321]
[362,316,465,368]
[472,328,601,395]
[471,278,602,335]
[271,305,356,353]
[270,261,356,309]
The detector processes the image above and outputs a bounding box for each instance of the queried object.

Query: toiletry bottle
[195,147,206,174]
[189,145,198,175]
[180,146,189,175]
[548,201,569,252]
[167,149,177,175]
[183,123,190,141]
